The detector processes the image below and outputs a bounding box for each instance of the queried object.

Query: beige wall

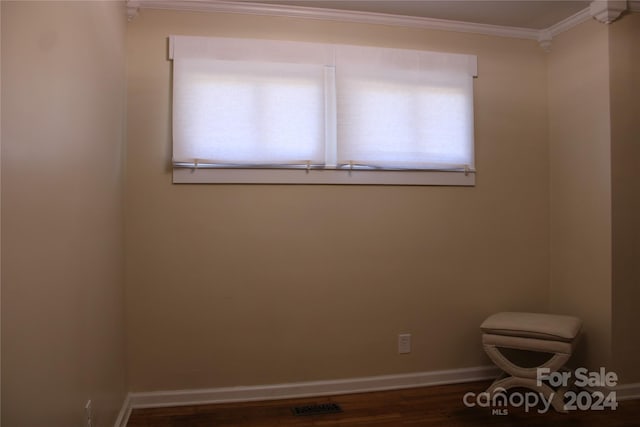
[1,2,127,426]
[548,20,613,371]
[0,0,636,415]
[125,9,550,391]
[0,1,3,417]
[610,12,640,383]
[547,15,640,383]
[1,1,635,411]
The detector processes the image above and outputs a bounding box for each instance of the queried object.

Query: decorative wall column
[538,1,629,52]
[590,0,628,24]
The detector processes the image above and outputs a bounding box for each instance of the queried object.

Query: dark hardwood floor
[127,380,640,426]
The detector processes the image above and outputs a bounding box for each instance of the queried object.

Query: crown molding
[127,4,139,21]
[536,7,592,52]
[126,0,540,40]
[590,0,627,24]
[127,0,636,52]
[545,7,593,38]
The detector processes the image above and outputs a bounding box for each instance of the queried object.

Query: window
[173,60,327,166]
[170,36,477,185]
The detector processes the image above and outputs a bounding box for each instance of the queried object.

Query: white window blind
[171,37,333,167]
[169,36,477,184]
[335,45,476,170]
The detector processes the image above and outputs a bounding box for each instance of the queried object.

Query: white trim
[543,7,593,39]
[127,0,541,41]
[615,382,640,401]
[173,168,476,186]
[590,0,627,24]
[127,4,139,21]
[113,394,133,427]
[536,7,592,51]
[114,369,639,424]
[126,366,499,410]
[585,382,640,402]
[126,0,640,52]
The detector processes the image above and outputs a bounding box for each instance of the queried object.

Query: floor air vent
[291,402,343,416]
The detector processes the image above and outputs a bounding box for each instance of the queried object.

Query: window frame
[173,167,475,185]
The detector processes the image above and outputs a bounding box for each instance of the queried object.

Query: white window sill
[173,168,475,186]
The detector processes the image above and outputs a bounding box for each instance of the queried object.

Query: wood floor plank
[127,381,640,426]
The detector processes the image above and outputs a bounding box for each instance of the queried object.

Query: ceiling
[230,0,592,30]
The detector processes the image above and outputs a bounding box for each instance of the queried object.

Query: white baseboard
[114,365,499,426]
[114,394,132,427]
[615,382,640,401]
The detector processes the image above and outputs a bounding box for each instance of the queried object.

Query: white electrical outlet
[398,333,411,354]
[85,400,93,427]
